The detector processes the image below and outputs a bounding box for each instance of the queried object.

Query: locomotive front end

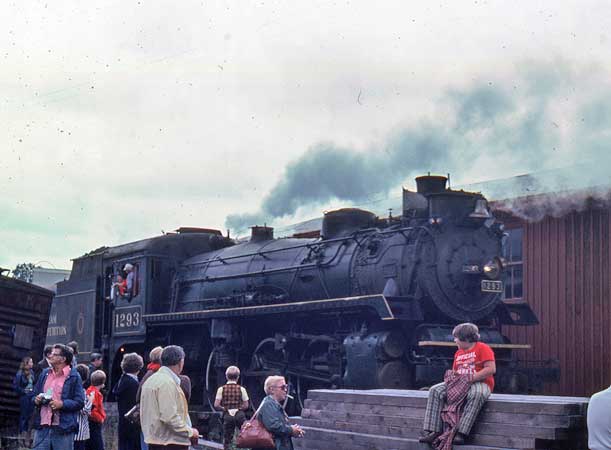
[405,176,555,392]
[409,175,507,322]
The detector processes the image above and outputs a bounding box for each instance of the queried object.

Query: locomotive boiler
[50,175,556,412]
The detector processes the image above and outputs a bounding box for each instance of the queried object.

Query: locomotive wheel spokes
[294,375,331,410]
[243,337,300,414]
[295,338,338,409]
[244,337,284,408]
[204,349,220,411]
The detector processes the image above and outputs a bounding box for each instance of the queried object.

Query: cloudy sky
[1,0,611,271]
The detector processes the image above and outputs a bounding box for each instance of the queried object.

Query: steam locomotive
[50,175,555,411]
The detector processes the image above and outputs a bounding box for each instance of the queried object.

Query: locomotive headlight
[483,257,503,279]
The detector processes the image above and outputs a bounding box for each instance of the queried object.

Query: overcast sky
[1,0,611,271]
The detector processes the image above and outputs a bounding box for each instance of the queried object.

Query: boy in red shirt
[419,323,496,446]
[86,370,107,450]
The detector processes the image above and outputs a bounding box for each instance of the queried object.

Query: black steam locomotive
[50,175,555,411]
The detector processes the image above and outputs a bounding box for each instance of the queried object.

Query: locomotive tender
[50,175,555,410]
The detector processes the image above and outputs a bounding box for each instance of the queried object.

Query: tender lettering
[47,326,67,337]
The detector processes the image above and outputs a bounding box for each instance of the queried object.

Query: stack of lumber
[292,389,588,450]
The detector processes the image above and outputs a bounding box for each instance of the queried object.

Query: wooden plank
[309,389,590,404]
[297,413,566,441]
[301,408,579,438]
[309,396,580,416]
[195,438,223,450]
[306,390,586,415]
[294,436,513,450]
[297,421,536,450]
[295,426,517,450]
[418,341,531,349]
[302,401,585,428]
[294,437,371,450]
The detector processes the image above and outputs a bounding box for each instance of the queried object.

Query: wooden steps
[293,426,509,450]
[292,389,589,450]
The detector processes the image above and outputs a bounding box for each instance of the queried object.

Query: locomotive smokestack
[250,225,274,242]
[415,175,448,195]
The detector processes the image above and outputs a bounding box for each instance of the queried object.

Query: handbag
[124,403,141,425]
[236,400,275,449]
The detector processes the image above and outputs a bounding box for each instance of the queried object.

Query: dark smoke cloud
[226,61,611,232]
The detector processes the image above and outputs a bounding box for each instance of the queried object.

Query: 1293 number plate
[481,280,503,293]
[113,305,142,333]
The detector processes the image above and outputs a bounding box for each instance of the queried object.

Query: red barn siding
[502,208,611,397]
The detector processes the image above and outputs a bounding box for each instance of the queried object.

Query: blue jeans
[140,432,148,450]
[19,395,34,432]
[33,428,75,450]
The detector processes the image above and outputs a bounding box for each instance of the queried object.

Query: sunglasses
[274,384,288,391]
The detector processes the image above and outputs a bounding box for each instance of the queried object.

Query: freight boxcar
[0,272,53,426]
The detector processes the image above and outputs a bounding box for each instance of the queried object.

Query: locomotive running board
[143,294,395,325]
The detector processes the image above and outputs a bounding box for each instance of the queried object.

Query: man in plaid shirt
[419,323,496,446]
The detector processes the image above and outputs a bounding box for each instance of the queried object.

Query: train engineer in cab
[419,323,496,446]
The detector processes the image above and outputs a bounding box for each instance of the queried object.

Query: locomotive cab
[49,229,233,398]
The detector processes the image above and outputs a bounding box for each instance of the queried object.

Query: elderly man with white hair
[250,376,304,450]
[214,366,250,450]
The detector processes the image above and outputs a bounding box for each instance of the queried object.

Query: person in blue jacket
[31,343,85,450]
[13,356,35,433]
[252,376,305,450]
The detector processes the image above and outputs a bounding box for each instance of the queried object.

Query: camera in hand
[39,392,53,406]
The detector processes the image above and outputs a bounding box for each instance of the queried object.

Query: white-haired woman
[252,376,305,450]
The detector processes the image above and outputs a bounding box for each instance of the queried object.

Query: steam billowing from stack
[226,61,611,233]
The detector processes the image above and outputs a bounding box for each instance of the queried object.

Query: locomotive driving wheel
[204,349,221,411]
[295,337,339,409]
[244,337,299,414]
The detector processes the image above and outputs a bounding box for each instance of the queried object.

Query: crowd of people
[13,322,610,450]
[13,341,304,450]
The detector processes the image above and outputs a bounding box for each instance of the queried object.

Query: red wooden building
[488,176,611,397]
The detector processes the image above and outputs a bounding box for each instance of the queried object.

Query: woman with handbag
[246,376,305,450]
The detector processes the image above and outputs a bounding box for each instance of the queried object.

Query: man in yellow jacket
[140,345,199,450]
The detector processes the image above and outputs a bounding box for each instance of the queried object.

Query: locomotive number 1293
[114,306,142,332]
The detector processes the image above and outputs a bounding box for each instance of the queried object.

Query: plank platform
[292,389,589,450]
[195,437,223,450]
